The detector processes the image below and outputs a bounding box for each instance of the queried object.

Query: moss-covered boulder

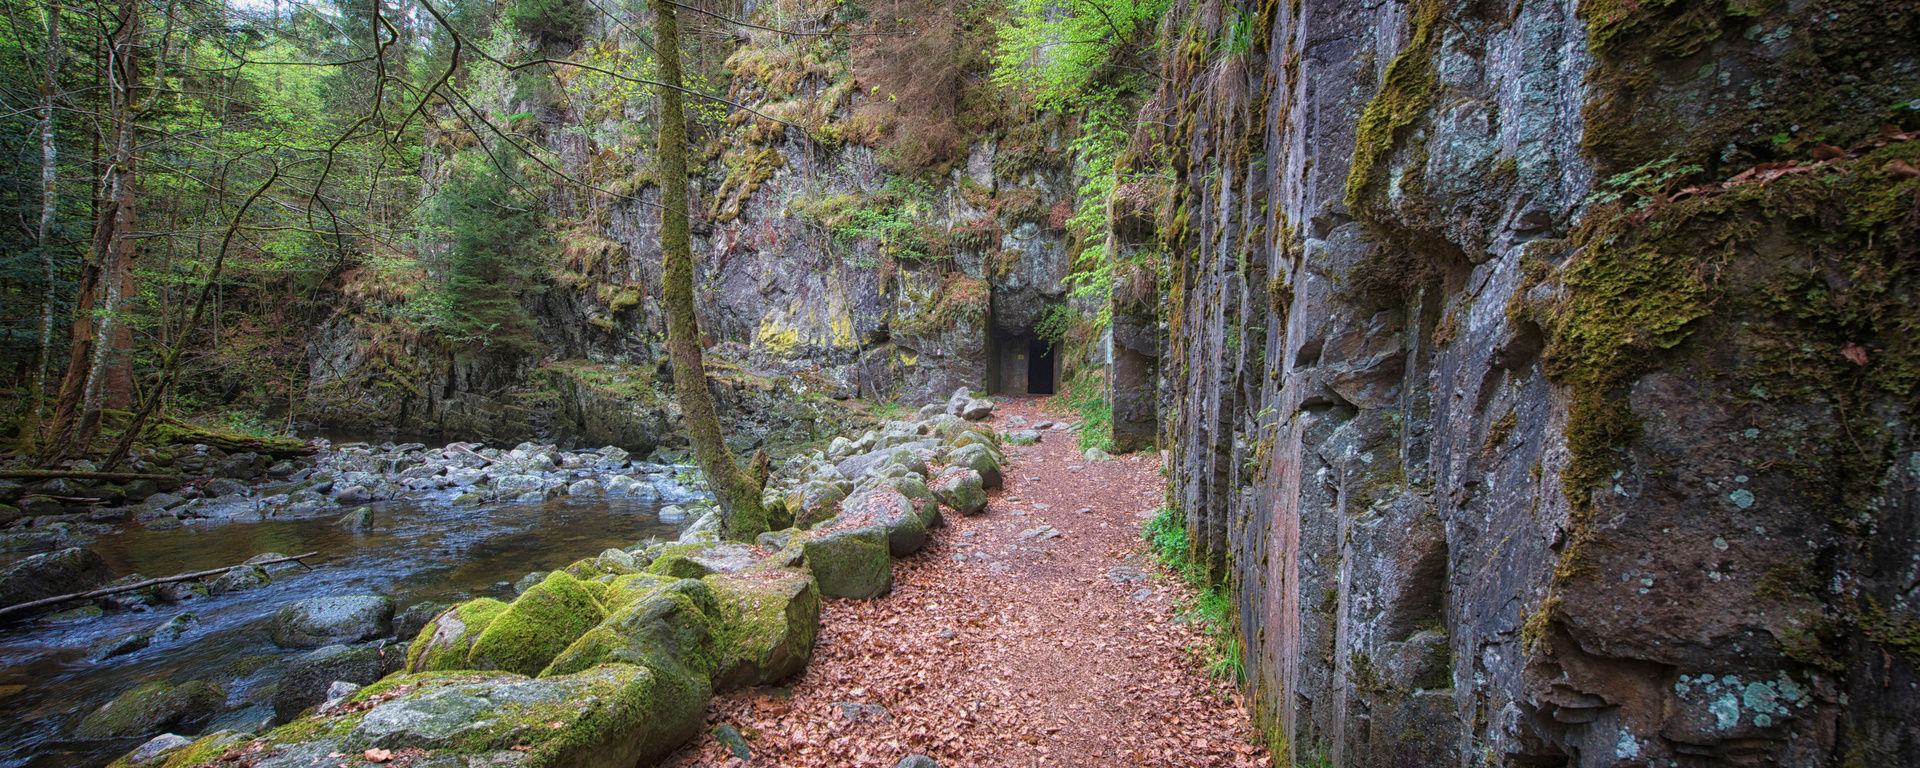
[838,488,927,557]
[405,598,508,673]
[562,548,642,579]
[799,524,891,599]
[466,572,607,676]
[602,572,677,610]
[932,467,989,516]
[877,475,943,528]
[75,680,225,740]
[229,665,708,768]
[706,569,820,690]
[646,551,711,580]
[542,579,720,679]
[787,478,849,529]
[949,443,1003,489]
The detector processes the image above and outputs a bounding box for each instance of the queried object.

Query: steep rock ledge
[1151,0,1919,765]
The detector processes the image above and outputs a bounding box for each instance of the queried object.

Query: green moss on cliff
[1343,0,1441,213]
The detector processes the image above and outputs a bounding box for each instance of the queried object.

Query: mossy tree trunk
[651,0,767,539]
[44,0,140,467]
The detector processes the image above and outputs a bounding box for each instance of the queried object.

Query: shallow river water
[0,492,689,768]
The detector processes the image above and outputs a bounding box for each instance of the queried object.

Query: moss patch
[405,598,510,673]
[706,570,821,689]
[542,579,722,679]
[1343,0,1441,213]
[467,572,608,676]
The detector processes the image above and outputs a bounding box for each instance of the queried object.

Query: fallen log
[0,470,176,482]
[0,551,320,619]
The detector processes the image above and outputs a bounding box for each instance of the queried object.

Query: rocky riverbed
[68,392,1018,768]
[0,438,719,768]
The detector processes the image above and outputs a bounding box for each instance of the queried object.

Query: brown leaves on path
[664,398,1268,767]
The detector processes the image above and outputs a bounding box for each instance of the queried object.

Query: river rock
[0,546,112,612]
[96,632,153,660]
[895,756,939,768]
[943,387,971,416]
[271,643,385,724]
[404,599,509,673]
[317,681,361,714]
[332,484,372,505]
[74,680,224,740]
[566,478,602,496]
[123,733,193,766]
[156,580,208,603]
[543,578,718,678]
[203,478,249,498]
[208,564,271,595]
[393,601,445,643]
[270,595,395,648]
[155,612,199,641]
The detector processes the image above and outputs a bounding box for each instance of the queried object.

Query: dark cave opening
[1027,337,1057,394]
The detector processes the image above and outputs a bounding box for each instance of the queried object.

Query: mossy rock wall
[1156,0,1919,765]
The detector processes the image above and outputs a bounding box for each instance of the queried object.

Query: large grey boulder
[271,643,386,724]
[208,564,271,595]
[798,525,891,599]
[837,489,927,557]
[949,444,1004,489]
[0,547,112,612]
[943,387,972,416]
[270,595,395,649]
[332,484,372,505]
[932,468,989,516]
[960,398,995,421]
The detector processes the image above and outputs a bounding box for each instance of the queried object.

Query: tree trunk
[44,0,139,466]
[651,0,767,539]
[19,0,62,452]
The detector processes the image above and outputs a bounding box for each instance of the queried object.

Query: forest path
[664,398,1270,768]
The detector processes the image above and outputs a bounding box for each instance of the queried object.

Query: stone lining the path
[114,399,1005,768]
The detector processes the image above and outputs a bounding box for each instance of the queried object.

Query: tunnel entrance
[987,331,1059,395]
[1027,337,1057,394]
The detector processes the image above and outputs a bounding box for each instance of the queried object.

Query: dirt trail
[665,399,1270,767]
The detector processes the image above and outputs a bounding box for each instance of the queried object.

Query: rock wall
[1154,0,1919,765]
[307,0,1092,445]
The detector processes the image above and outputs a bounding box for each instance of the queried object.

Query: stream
[0,489,694,768]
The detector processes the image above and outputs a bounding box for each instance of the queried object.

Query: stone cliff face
[1152,0,1919,765]
[305,0,1090,444]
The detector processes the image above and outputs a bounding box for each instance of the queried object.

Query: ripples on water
[0,492,690,768]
